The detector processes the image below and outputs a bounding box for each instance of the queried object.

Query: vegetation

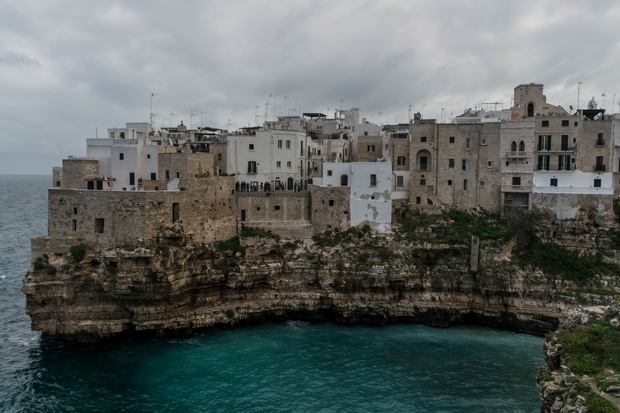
[69,243,87,262]
[32,254,57,276]
[394,210,505,243]
[312,225,371,248]
[214,236,246,256]
[240,225,280,241]
[154,243,170,257]
[555,315,620,377]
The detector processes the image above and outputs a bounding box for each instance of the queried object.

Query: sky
[1,0,619,175]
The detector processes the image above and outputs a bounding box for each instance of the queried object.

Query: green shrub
[214,237,245,256]
[69,244,87,262]
[154,244,170,257]
[240,225,280,240]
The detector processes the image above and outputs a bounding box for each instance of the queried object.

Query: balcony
[594,164,606,172]
[501,185,532,193]
[596,139,605,146]
[507,151,527,158]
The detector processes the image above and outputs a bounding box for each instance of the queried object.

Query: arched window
[416,150,432,171]
[527,103,534,117]
[340,174,348,186]
[511,141,517,152]
[519,141,525,152]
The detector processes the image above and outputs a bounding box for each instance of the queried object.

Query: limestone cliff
[22,229,619,344]
[538,304,620,412]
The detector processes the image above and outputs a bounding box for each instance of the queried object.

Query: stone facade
[310,185,351,233]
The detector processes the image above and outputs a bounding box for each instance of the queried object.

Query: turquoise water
[0,175,544,412]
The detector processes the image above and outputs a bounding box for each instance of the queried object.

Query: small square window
[480,138,487,146]
[449,136,455,143]
[249,144,255,150]
[449,158,455,168]
[542,120,549,127]
[487,161,493,168]
[119,153,124,160]
[147,154,151,159]
[421,136,427,143]
[327,170,332,176]
[420,178,426,186]
[329,200,334,206]
[448,180,453,186]
[274,205,281,210]
[594,179,602,188]
[479,181,485,188]
[550,178,558,187]
[562,120,569,127]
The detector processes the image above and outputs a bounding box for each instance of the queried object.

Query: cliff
[22,224,619,344]
[538,304,620,412]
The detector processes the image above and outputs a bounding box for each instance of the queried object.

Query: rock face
[22,233,618,344]
[538,305,620,412]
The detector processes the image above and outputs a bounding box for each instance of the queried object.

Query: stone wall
[310,185,350,233]
[61,159,100,189]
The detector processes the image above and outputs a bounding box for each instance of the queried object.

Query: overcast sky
[1,0,619,175]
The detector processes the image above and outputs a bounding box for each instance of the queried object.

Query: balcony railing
[594,164,606,172]
[507,151,527,158]
[501,185,532,193]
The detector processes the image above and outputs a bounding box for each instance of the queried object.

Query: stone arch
[416,149,432,171]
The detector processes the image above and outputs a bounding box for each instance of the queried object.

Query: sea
[0,174,545,412]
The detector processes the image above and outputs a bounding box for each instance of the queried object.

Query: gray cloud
[0,0,618,174]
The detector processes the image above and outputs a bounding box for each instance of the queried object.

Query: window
[511,141,517,152]
[396,156,406,166]
[129,173,135,186]
[274,205,281,210]
[448,158,455,168]
[558,155,571,171]
[151,172,157,180]
[329,200,334,206]
[463,179,468,190]
[276,161,281,168]
[537,155,550,171]
[172,202,180,223]
[512,176,521,186]
[421,136,427,143]
[527,103,534,117]
[287,161,292,168]
[367,145,375,152]
[249,143,255,150]
[487,161,493,168]
[479,181,485,188]
[465,138,472,149]
[449,136,455,143]
[519,141,525,152]
[420,156,429,170]
[277,140,282,148]
[72,220,77,231]
[420,178,426,186]
[448,180,453,186]
[550,178,558,187]
[594,179,602,188]
[248,161,257,174]
[396,175,404,187]
[461,159,468,171]
[541,120,549,127]
[95,218,104,233]
[341,175,348,186]
[370,174,377,186]
[286,140,291,149]
[538,135,551,151]
[595,156,605,171]
[480,138,487,146]
[176,172,180,178]
[327,170,332,176]
[416,196,421,204]
[217,153,222,161]
[597,133,605,146]
[119,153,124,160]
[562,120,569,127]
[147,154,151,159]
[561,135,569,150]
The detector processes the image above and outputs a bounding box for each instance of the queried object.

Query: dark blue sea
[0,175,544,412]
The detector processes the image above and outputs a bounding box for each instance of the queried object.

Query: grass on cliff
[553,314,620,402]
[394,210,505,243]
[240,225,280,241]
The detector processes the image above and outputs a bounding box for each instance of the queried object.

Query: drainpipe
[434,123,439,196]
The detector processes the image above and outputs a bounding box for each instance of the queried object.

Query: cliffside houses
[35,83,620,258]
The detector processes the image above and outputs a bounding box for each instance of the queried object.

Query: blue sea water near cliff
[0,175,545,412]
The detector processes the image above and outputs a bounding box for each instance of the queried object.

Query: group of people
[235,180,304,193]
